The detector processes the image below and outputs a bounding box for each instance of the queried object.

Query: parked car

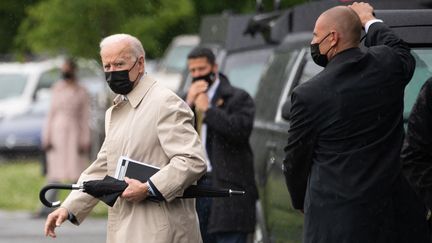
[251,8,432,243]
[0,94,49,159]
[151,35,200,92]
[0,57,109,160]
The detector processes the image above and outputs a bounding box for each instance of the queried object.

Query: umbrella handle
[39,184,82,208]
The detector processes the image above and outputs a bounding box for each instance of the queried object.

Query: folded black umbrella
[39,175,245,208]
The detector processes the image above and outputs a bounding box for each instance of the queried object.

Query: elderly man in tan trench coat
[44,33,207,243]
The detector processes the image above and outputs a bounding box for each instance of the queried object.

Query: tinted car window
[297,56,323,85]
[222,48,272,98]
[164,45,195,73]
[404,48,432,119]
[37,68,61,91]
[0,74,28,99]
[255,49,299,121]
[275,48,323,124]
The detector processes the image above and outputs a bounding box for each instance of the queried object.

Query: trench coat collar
[113,75,156,108]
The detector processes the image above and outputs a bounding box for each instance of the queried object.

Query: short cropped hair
[99,33,145,58]
[187,47,216,65]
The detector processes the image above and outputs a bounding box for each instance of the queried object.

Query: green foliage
[0,161,44,210]
[0,160,107,217]
[121,0,195,58]
[191,0,306,16]
[0,0,40,56]
[11,0,307,60]
[15,0,195,59]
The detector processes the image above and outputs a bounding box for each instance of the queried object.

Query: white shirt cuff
[146,181,156,196]
[365,19,384,33]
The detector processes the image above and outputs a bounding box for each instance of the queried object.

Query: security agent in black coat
[402,77,432,210]
[186,47,258,243]
[205,73,258,233]
[283,3,429,243]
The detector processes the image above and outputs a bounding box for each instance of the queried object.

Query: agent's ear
[330,31,339,46]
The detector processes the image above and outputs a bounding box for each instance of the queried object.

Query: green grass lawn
[0,160,107,217]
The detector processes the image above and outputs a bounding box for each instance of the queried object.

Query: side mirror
[281,99,291,121]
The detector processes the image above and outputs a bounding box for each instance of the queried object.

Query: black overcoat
[283,22,429,243]
[195,74,259,233]
[402,78,432,209]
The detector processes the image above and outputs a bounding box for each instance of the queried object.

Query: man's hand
[121,177,149,203]
[349,2,375,27]
[194,93,209,112]
[44,207,69,238]
[186,80,208,106]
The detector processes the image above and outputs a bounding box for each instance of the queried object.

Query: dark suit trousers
[197,173,216,243]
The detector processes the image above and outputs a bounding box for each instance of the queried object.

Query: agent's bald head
[316,6,362,48]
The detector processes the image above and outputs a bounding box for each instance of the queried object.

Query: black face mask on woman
[105,59,140,95]
[310,33,333,67]
[62,71,74,80]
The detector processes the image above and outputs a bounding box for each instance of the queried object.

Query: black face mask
[310,33,333,67]
[105,59,139,95]
[192,72,216,86]
[62,71,74,80]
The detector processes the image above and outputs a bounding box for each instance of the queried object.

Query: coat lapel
[126,75,156,109]
[211,73,233,107]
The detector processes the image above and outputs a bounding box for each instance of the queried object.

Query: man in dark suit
[185,47,258,243]
[402,77,432,210]
[283,2,430,243]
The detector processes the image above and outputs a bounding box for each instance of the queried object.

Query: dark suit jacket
[402,78,432,209]
[193,73,258,233]
[283,22,429,243]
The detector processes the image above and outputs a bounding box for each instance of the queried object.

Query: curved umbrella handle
[39,184,82,208]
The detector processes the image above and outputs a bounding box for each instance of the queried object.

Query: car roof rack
[199,10,290,51]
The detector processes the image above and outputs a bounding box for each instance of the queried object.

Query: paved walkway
[0,210,106,243]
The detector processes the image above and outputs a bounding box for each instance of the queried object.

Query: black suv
[178,11,290,99]
[251,8,432,243]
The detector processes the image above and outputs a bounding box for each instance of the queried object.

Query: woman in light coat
[42,58,91,182]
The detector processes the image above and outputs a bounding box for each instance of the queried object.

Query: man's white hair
[99,34,145,59]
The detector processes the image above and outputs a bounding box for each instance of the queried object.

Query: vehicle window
[78,66,99,79]
[0,73,28,99]
[222,48,272,98]
[163,45,195,73]
[403,48,432,119]
[275,48,322,124]
[255,49,299,121]
[297,55,323,86]
[37,68,61,92]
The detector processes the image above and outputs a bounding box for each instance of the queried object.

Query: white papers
[114,156,160,182]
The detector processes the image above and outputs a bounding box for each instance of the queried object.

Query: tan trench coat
[62,76,207,243]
